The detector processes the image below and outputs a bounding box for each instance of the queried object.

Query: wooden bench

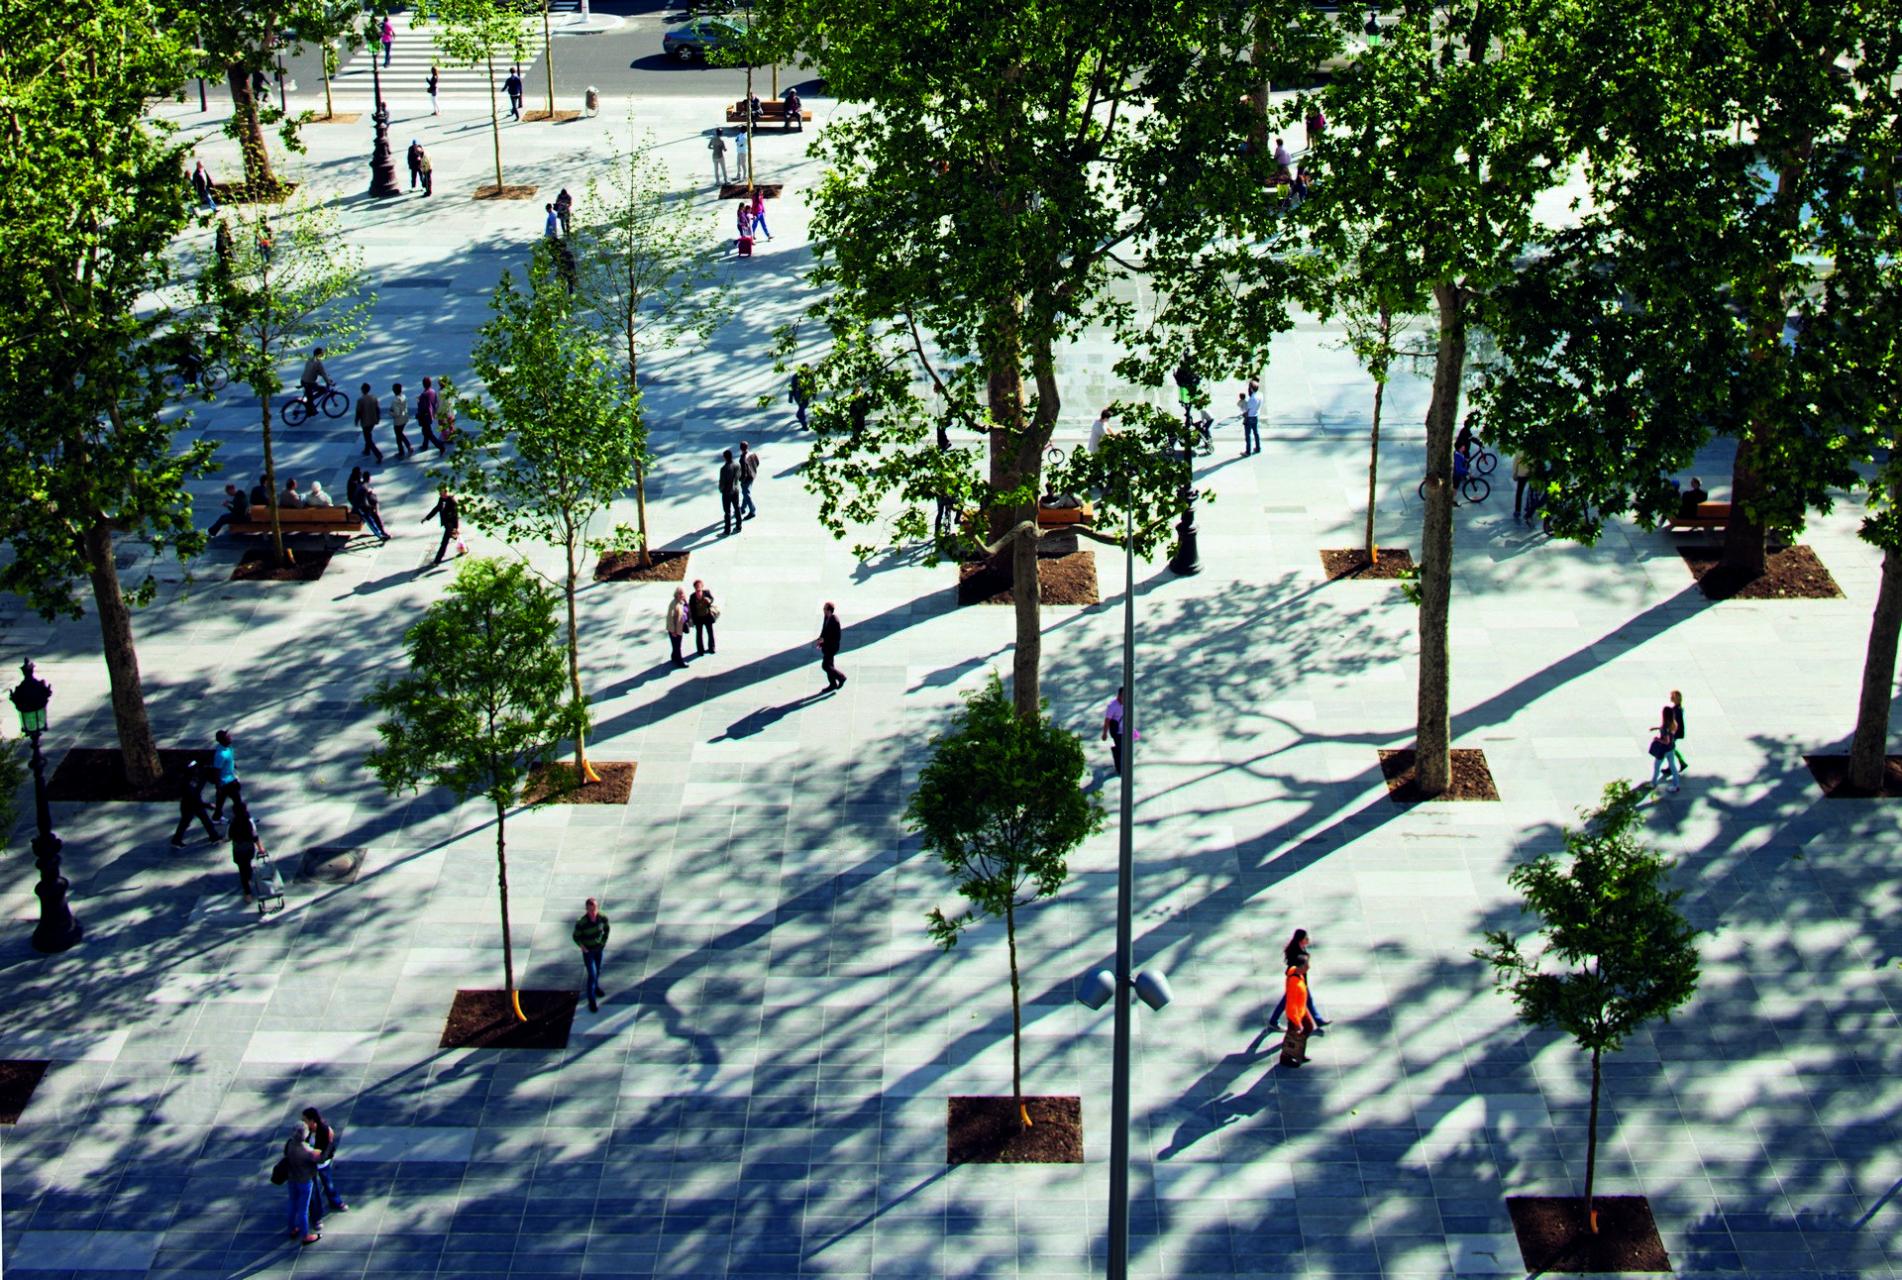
[1667,500,1730,532]
[725,101,814,129]
[1037,500,1095,529]
[229,504,365,540]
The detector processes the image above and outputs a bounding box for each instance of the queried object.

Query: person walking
[749,188,772,241]
[709,130,730,186]
[733,128,749,183]
[415,144,433,197]
[228,791,261,903]
[736,199,754,244]
[572,898,610,1013]
[302,1107,347,1221]
[689,579,718,656]
[190,160,216,211]
[1266,928,1330,1030]
[1101,687,1136,776]
[719,449,742,535]
[210,729,240,821]
[1667,690,1688,773]
[1278,959,1314,1068]
[389,382,412,458]
[379,16,394,66]
[426,65,440,115]
[170,759,223,848]
[1512,452,1534,520]
[544,202,560,239]
[816,601,846,691]
[416,377,444,453]
[354,383,384,463]
[1238,379,1262,456]
[207,484,246,538]
[665,587,689,669]
[423,486,466,565]
[554,188,574,236]
[407,139,425,191]
[738,442,760,519]
[790,366,812,427]
[279,1123,321,1245]
[1088,407,1115,455]
[1647,708,1681,794]
[504,66,524,119]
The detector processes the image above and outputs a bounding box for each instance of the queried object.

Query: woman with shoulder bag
[1647,710,1681,794]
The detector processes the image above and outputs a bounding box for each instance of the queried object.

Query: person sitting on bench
[1678,476,1708,517]
[782,86,803,130]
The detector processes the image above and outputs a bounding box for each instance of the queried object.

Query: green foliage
[366,558,585,811]
[1478,780,1701,1058]
[416,0,535,188]
[0,1,215,619]
[914,673,1103,949]
[0,737,25,844]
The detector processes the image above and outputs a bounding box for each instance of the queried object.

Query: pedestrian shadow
[710,691,831,740]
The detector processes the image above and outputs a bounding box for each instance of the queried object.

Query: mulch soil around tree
[1320,548,1416,581]
[1378,748,1502,802]
[47,748,203,803]
[958,551,1099,606]
[439,990,578,1050]
[0,1061,50,1125]
[474,184,540,201]
[946,1096,1083,1164]
[229,547,335,582]
[306,113,362,124]
[522,761,636,806]
[719,183,784,200]
[1507,1195,1672,1273]
[1804,754,1902,799]
[209,181,298,204]
[1678,543,1843,600]
[595,549,690,583]
[521,110,582,123]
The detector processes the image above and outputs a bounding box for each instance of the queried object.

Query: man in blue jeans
[738,441,760,519]
[573,898,610,1013]
[1237,379,1262,456]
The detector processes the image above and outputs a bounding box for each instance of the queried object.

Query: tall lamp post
[9,661,81,955]
[1168,406,1202,576]
[366,18,402,197]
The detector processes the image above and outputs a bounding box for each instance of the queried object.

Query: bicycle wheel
[1461,475,1491,504]
[1473,447,1497,476]
[1417,478,1428,502]
[201,363,229,395]
[321,387,350,418]
[281,397,312,427]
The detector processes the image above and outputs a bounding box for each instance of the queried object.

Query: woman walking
[1667,689,1687,773]
[689,579,718,656]
[1279,959,1314,1069]
[303,1107,347,1222]
[229,792,261,903]
[1648,706,1681,794]
[1266,928,1329,1031]
[666,587,689,669]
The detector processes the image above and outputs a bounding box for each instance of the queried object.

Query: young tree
[1300,0,1568,795]
[911,673,1104,1129]
[200,199,373,566]
[759,0,1331,719]
[1476,782,1700,1233]
[450,245,643,785]
[367,559,585,1019]
[570,122,732,569]
[0,2,217,790]
[418,0,535,193]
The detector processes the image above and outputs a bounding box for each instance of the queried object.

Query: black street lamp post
[9,661,81,955]
[366,22,402,198]
[1168,406,1202,576]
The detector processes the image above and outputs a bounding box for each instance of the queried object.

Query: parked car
[663,17,745,63]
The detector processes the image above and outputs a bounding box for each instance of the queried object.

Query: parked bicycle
[281,385,349,426]
[1419,472,1492,505]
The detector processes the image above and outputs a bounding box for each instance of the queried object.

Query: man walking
[407,139,425,190]
[573,898,610,1013]
[416,376,445,453]
[790,366,812,427]
[719,449,742,535]
[354,383,384,463]
[171,759,223,848]
[816,601,846,692]
[544,203,560,239]
[1101,687,1135,777]
[423,486,465,565]
[210,729,240,821]
[190,160,217,211]
[738,441,760,519]
[504,66,524,119]
[1238,379,1262,456]
[709,130,730,187]
[390,382,412,458]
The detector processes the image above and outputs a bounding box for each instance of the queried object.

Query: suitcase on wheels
[737,234,754,258]
[250,845,286,917]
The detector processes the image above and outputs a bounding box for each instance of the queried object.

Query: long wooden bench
[1667,500,1730,531]
[725,100,813,129]
[229,504,365,540]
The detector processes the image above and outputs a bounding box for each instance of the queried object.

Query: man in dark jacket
[415,377,444,453]
[738,442,760,519]
[504,67,524,118]
[573,898,610,1013]
[170,759,223,848]
[281,1123,321,1244]
[423,487,463,565]
[816,601,846,691]
[719,450,742,535]
[354,383,383,463]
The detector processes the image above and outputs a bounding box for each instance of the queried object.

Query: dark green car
[663,17,744,63]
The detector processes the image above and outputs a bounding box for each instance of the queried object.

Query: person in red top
[1280,960,1314,1068]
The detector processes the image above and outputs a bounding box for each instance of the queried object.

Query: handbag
[708,603,722,622]
[1648,737,1669,759]
[271,1158,288,1186]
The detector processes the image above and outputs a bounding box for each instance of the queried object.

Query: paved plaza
[0,85,1898,1280]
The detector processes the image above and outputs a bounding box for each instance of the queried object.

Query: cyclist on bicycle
[299,346,333,412]
[168,332,206,386]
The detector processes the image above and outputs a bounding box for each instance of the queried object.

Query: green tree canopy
[417,0,535,192]
[910,672,1104,1126]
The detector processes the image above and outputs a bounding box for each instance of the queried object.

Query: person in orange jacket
[1280,960,1314,1068]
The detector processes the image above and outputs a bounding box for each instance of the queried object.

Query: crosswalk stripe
[331,14,545,97]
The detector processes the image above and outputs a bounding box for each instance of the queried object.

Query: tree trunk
[486,52,505,191]
[81,520,163,789]
[625,326,653,568]
[1719,426,1769,577]
[259,393,289,566]
[1848,449,1902,791]
[1365,310,1391,562]
[1414,282,1466,796]
[1006,895,1029,1129]
[543,4,556,116]
[633,464,653,569]
[322,45,334,119]
[564,536,599,782]
[224,64,277,192]
[1584,1043,1602,1233]
[495,798,524,1018]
